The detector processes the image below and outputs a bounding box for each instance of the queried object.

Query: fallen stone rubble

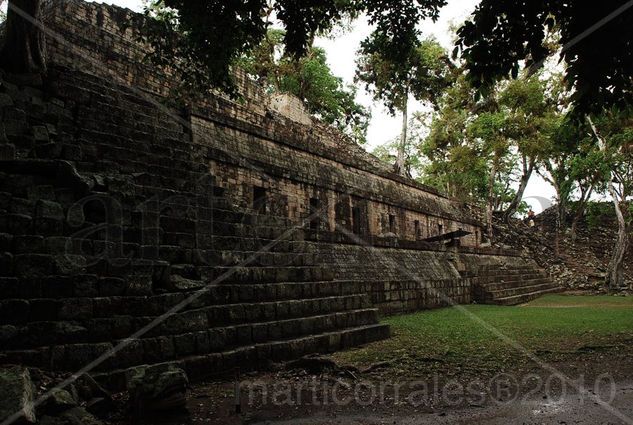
[494,207,632,293]
[0,363,191,424]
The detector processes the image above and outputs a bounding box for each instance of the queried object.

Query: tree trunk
[0,0,47,74]
[503,157,534,222]
[606,189,628,289]
[587,115,628,290]
[395,89,409,177]
[486,158,498,244]
[570,186,593,243]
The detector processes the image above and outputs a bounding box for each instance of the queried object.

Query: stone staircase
[0,161,389,389]
[473,264,562,305]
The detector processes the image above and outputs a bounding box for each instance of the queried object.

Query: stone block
[13,235,45,254]
[98,277,127,297]
[26,185,55,201]
[35,200,63,220]
[54,254,87,275]
[33,217,63,235]
[173,333,196,356]
[40,276,75,298]
[0,214,33,235]
[0,299,30,324]
[142,336,175,364]
[0,144,15,160]
[9,198,34,216]
[126,274,153,296]
[0,252,14,276]
[208,328,228,352]
[126,364,188,412]
[14,254,54,278]
[59,298,93,320]
[0,365,36,423]
[0,277,19,298]
[32,126,49,144]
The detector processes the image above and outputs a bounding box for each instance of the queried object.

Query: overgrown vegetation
[238,29,371,144]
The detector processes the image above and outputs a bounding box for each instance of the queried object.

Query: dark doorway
[389,214,396,234]
[352,207,362,235]
[253,186,266,214]
[309,197,322,230]
[414,220,421,240]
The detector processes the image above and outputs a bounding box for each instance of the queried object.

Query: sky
[87,0,557,212]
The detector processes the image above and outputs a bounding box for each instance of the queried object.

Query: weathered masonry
[0,0,559,388]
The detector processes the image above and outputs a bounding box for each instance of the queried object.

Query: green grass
[334,295,633,377]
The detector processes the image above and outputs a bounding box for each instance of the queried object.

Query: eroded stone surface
[0,365,36,423]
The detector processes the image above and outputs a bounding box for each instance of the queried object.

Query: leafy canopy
[141,0,446,95]
[238,30,371,143]
[456,0,633,112]
[355,36,452,114]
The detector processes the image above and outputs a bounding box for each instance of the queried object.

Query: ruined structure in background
[0,0,560,389]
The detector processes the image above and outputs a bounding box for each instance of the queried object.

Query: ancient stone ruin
[0,0,560,392]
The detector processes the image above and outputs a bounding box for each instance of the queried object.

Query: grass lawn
[333,294,633,378]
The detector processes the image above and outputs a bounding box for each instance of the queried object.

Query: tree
[498,75,558,221]
[140,0,447,95]
[456,1,633,111]
[356,36,452,176]
[239,30,370,144]
[567,137,605,241]
[372,111,431,178]
[538,119,579,248]
[421,74,486,200]
[422,71,560,240]
[586,109,633,289]
[0,0,47,74]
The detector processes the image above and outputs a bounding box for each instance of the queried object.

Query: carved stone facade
[0,0,558,388]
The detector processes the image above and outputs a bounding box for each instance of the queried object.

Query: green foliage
[238,30,371,144]
[371,112,429,177]
[586,202,615,230]
[456,1,633,112]
[355,37,452,114]
[140,0,447,95]
[421,72,558,209]
[140,0,270,97]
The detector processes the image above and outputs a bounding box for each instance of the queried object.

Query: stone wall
[40,0,483,246]
[0,0,549,386]
[312,241,536,314]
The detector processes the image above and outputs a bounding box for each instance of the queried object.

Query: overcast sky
[87,0,556,211]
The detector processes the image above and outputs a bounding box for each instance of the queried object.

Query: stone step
[209,207,292,227]
[206,236,308,252]
[198,250,318,268]
[0,291,370,324]
[477,272,547,283]
[209,220,306,240]
[95,323,391,390]
[483,282,560,300]
[3,296,376,349]
[187,249,317,268]
[478,268,546,278]
[200,266,334,284]
[478,277,552,291]
[478,265,541,273]
[2,309,382,372]
[0,277,368,303]
[477,271,548,283]
[490,287,563,306]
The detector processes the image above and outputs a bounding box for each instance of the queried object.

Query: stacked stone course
[0,0,559,388]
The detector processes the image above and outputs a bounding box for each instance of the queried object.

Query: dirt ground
[124,349,633,425]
